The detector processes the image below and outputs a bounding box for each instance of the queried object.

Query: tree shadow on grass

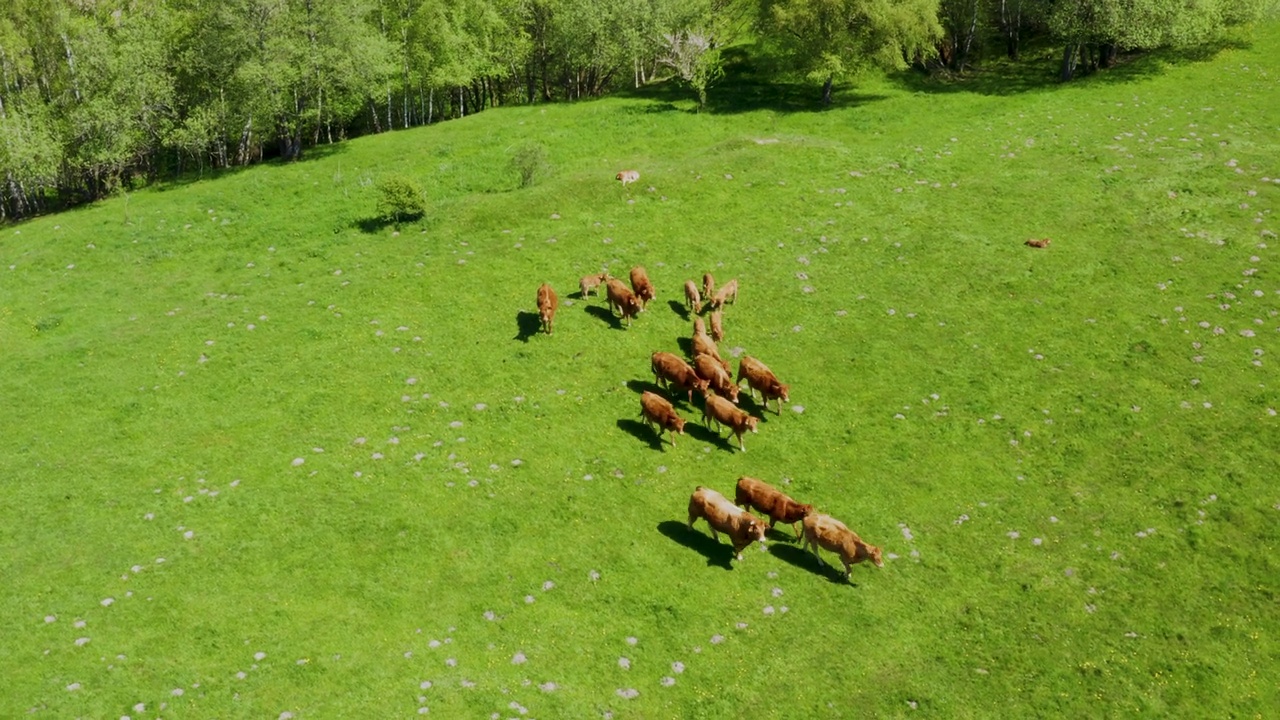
[514,311,543,342]
[617,46,888,116]
[888,36,1253,98]
[657,520,734,570]
[354,216,395,234]
[584,305,623,330]
[617,418,665,451]
[769,543,854,586]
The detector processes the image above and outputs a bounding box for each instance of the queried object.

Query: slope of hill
[2,26,1278,717]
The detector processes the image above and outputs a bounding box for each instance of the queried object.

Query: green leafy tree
[759,0,943,104]
[510,142,550,187]
[657,30,723,108]
[1050,0,1277,80]
[376,172,426,224]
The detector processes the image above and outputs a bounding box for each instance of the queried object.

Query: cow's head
[744,415,760,433]
[866,543,884,568]
[671,416,687,434]
[692,377,711,395]
[776,383,791,403]
[746,518,767,544]
[723,383,740,404]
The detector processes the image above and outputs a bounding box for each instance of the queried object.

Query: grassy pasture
[2,27,1279,718]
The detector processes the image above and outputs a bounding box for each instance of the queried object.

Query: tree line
[1,0,1272,221]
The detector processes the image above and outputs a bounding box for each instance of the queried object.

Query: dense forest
[0,0,1272,221]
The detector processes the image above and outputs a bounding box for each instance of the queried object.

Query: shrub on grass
[511,143,551,188]
[376,173,426,225]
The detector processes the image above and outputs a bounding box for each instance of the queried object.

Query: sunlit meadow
[2,26,1278,718]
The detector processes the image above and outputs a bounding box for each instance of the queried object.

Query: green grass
[3,26,1279,718]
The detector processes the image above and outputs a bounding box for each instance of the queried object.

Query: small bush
[511,143,551,188]
[376,173,426,225]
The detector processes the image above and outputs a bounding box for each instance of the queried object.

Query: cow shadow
[617,418,665,451]
[625,379,665,396]
[667,299,690,320]
[675,337,694,356]
[656,520,734,570]
[514,311,543,342]
[739,396,776,422]
[584,304,623,329]
[769,543,854,585]
[765,525,804,543]
[685,422,735,452]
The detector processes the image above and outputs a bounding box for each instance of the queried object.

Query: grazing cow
[1025,237,1051,248]
[702,273,716,302]
[640,391,686,447]
[579,271,609,298]
[687,486,767,561]
[709,279,739,309]
[702,393,759,451]
[693,316,707,338]
[605,278,642,326]
[692,333,730,373]
[652,351,709,403]
[694,354,739,404]
[616,170,640,186]
[802,513,884,579]
[629,266,656,310]
[536,283,558,335]
[737,355,790,414]
[684,280,702,314]
[734,476,812,540]
[710,310,725,342]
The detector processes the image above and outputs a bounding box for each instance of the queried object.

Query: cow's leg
[736,431,745,452]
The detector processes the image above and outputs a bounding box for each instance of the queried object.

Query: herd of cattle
[690,477,884,578]
[532,264,882,580]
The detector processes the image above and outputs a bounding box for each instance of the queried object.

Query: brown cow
[629,266,656,310]
[683,280,702,314]
[702,272,715,301]
[709,279,739,309]
[616,170,640,186]
[802,513,884,579]
[737,355,790,414]
[692,333,730,374]
[710,310,725,342]
[687,486,767,561]
[652,351,709,403]
[536,283,558,335]
[1025,237,1051,248]
[640,391,686,447]
[605,278,642,326]
[693,316,707,338]
[579,271,609,298]
[694,354,739,404]
[734,476,812,540]
[702,393,759,451]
